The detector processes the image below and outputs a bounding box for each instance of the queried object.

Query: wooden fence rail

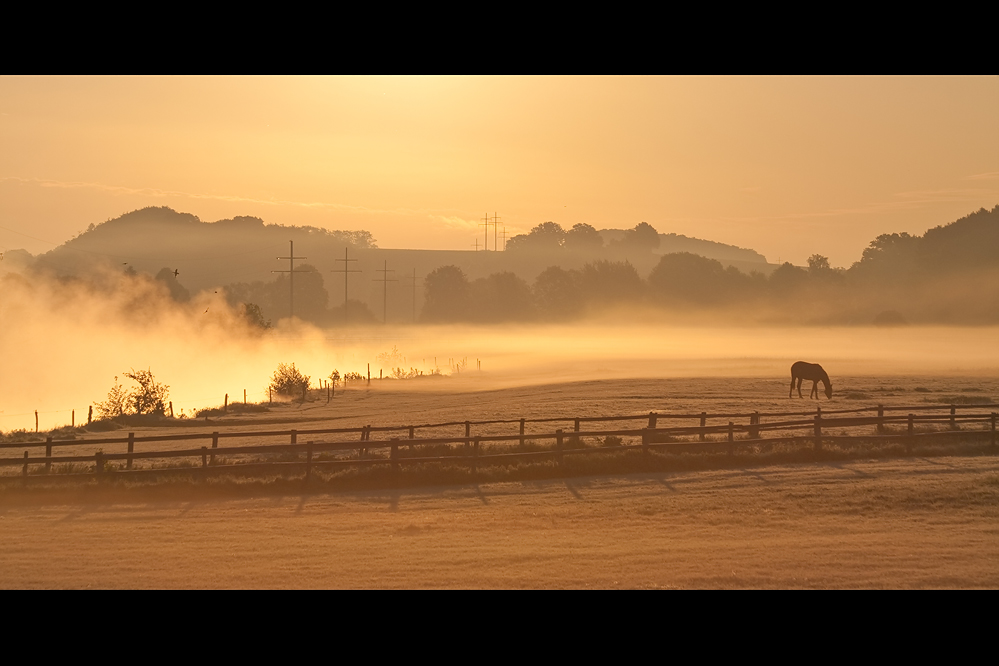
[2,405,996,482]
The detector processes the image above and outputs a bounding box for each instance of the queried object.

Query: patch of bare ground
[1,455,996,589]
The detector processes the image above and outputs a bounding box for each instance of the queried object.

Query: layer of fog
[2,268,998,432]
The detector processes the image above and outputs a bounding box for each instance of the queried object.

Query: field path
[2,455,997,588]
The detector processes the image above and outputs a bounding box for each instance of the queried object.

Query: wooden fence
[2,403,996,483]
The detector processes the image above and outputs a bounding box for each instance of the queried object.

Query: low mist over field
[2,261,998,432]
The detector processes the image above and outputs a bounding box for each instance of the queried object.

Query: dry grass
[1,375,996,589]
[0,456,996,589]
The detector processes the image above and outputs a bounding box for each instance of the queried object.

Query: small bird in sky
[173,269,179,277]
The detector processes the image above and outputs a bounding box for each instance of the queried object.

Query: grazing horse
[790,361,832,399]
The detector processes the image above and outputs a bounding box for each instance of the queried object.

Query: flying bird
[173,269,179,277]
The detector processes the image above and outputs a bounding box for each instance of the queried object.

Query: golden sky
[1,75,996,267]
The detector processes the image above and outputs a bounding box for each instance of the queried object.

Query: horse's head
[825,384,833,399]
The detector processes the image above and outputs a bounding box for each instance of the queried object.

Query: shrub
[124,369,169,415]
[270,363,310,397]
[94,370,169,419]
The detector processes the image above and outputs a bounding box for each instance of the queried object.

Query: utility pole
[472,238,481,251]
[493,212,501,254]
[480,213,490,251]
[273,240,307,320]
[405,269,422,323]
[333,247,362,312]
[501,225,509,251]
[373,260,397,324]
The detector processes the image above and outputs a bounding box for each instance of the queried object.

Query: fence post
[950,405,957,430]
[127,432,134,470]
[556,429,564,466]
[45,437,52,474]
[877,405,884,433]
[306,441,313,483]
[471,437,479,474]
[409,425,415,451]
[907,414,914,454]
[642,428,650,461]
[224,393,228,415]
[814,414,822,452]
[202,446,208,470]
[648,412,657,429]
[991,413,996,451]
[749,412,759,439]
[573,419,580,447]
[211,431,219,465]
[291,429,298,445]
[23,451,28,477]
[699,412,707,442]
[520,418,526,448]
[728,422,735,456]
[391,438,399,475]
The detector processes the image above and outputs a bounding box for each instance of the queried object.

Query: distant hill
[32,206,376,293]
[599,229,768,265]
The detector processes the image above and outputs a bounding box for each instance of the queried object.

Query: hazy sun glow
[2,76,997,267]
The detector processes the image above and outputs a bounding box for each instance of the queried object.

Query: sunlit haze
[2,76,997,267]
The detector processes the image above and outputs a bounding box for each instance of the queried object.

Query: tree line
[423,206,999,325]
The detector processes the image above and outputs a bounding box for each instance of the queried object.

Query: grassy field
[1,456,997,589]
[1,375,997,589]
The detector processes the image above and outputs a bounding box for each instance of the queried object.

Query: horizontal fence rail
[1,403,996,483]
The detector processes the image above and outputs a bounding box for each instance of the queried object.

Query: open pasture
[1,375,998,588]
[1,455,997,589]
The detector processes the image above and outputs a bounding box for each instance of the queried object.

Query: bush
[270,363,310,397]
[94,369,169,419]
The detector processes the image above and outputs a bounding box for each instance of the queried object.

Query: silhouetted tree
[241,302,271,329]
[533,266,583,319]
[623,222,661,250]
[648,252,742,305]
[422,265,470,321]
[768,262,809,296]
[563,223,603,252]
[850,232,919,282]
[155,267,190,302]
[469,272,535,322]
[580,260,643,305]
[505,222,566,253]
[807,254,831,272]
[330,299,378,325]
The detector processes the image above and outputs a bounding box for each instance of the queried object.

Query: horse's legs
[810,381,818,399]
[796,378,804,398]
[790,374,795,398]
